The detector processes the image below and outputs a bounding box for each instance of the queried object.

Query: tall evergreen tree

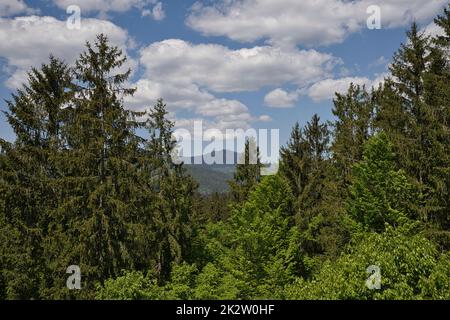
[0,56,72,299]
[145,99,197,282]
[229,138,262,204]
[433,4,450,50]
[51,34,143,296]
[331,84,374,189]
[376,19,449,242]
[279,122,309,199]
[384,23,431,184]
[298,114,330,212]
[280,116,347,262]
[424,6,450,243]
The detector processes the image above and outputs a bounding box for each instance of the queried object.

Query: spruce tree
[299,114,330,212]
[229,138,262,204]
[434,4,450,49]
[280,116,347,261]
[0,57,72,299]
[424,6,450,244]
[279,122,309,199]
[281,114,330,221]
[54,34,143,295]
[376,19,449,244]
[331,84,374,189]
[145,99,197,282]
[384,23,431,184]
[304,114,330,172]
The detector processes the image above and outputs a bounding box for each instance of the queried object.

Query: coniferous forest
[0,7,449,300]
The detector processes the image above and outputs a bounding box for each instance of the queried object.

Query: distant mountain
[186,165,233,194]
[183,150,239,194]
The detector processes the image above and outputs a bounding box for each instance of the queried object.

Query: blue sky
[0,0,447,147]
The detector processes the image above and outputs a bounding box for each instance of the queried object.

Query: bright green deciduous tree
[204,175,301,299]
[286,224,450,300]
[347,133,416,232]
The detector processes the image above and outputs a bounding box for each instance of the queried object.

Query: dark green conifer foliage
[229,138,262,204]
[376,19,450,246]
[279,122,309,199]
[298,114,330,212]
[424,6,450,244]
[56,34,143,295]
[0,56,72,299]
[331,84,374,189]
[281,115,348,263]
[384,23,432,184]
[192,192,231,225]
[279,114,330,221]
[433,5,450,54]
[145,99,197,282]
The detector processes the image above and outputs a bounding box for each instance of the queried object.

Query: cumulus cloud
[258,115,272,122]
[126,39,317,130]
[125,78,263,131]
[0,15,135,89]
[265,73,388,106]
[126,38,339,130]
[53,0,165,20]
[421,21,445,38]
[0,0,37,17]
[369,56,389,69]
[139,39,339,93]
[142,2,165,21]
[126,79,213,111]
[125,79,257,129]
[264,88,299,108]
[307,74,386,102]
[53,0,147,13]
[187,0,448,47]
[0,17,272,131]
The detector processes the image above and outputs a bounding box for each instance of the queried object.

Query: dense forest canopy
[0,6,449,300]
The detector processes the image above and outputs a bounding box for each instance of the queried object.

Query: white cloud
[125,79,257,129]
[187,0,448,47]
[196,99,248,118]
[128,38,339,129]
[307,74,386,102]
[0,15,135,89]
[264,88,299,108]
[53,0,148,13]
[0,17,271,131]
[144,2,165,21]
[266,73,388,106]
[0,0,36,17]
[369,56,389,69]
[421,22,445,38]
[139,39,339,93]
[258,115,272,122]
[126,79,213,111]
[53,0,165,19]
[125,78,259,131]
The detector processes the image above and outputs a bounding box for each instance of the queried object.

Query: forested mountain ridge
[0,6,449,300]
[184,151,237,194]
[186,165,233,194]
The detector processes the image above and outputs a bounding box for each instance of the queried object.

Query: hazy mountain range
[182,150,239,194]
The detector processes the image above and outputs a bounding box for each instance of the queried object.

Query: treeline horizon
[0,6,449,300]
